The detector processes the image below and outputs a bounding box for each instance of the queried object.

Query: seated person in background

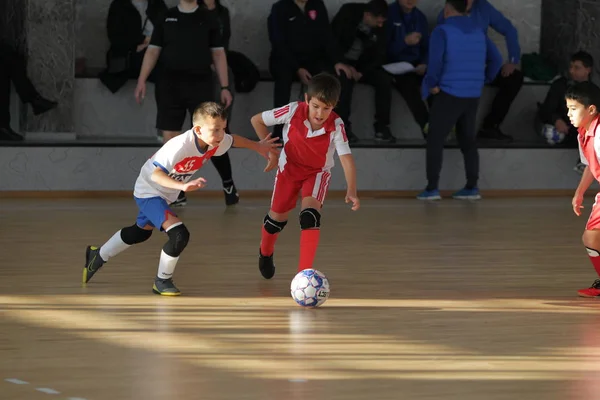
[537,51,593,147]
[267,0,352,141]
[332,0,394,143]
[99,0,167,93]
[0,42,57,141]
[386,0,430,136]
[537,51,593,174]
[437,0,524,142]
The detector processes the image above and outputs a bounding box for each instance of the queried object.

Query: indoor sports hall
[2,0,600,399]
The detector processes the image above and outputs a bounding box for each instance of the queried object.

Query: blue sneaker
[452,188,481,200]
[417,189,441,200]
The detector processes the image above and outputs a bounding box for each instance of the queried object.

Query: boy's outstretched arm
[231,133,281,159]
[251,112,279,172]
[339,154,359,211]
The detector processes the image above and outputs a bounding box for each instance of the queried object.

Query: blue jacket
[386,2,429,65]
[421,15,503,99]
[437,0,520,64]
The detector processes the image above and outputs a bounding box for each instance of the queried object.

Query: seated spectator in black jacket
[332,0,393,143]
[267,0,352,140]
[386,0,430,136]
[536,51,593,148]
[100,0,167,93]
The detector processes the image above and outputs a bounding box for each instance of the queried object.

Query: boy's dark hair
[306,73,341,106]
[571,51,594,69]
[192,102,228,124]
[446,0,468,13]
[565,81,600,109]
[366,0,388,17]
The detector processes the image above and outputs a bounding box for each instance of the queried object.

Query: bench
[72,75,551,145]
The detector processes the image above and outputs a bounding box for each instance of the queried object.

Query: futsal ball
[290,269,330,308]
[542,124,566,145]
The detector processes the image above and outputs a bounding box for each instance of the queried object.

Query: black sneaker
[258,249,276,279]
[83,245,105,283]
[0,126,24,141]
[224,184,239,205]
[152,277,181,296]
[171,191,187,207]
[478,127,513,142]
[374,126,396,143]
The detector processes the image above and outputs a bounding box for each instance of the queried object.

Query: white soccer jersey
[134,129,233,204]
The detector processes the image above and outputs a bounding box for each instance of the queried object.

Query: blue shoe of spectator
[452,187,481,200]
[417,189,441,201]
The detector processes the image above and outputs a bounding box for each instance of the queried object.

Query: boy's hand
[182,177,207,192]
[264,152,278,172]
[345,191,360,211]
[573,194,584,216]
[257,133,282,159]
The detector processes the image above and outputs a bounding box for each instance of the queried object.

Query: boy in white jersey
[83,102,280,296]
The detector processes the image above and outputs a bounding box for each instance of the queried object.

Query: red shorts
[270,169,332,213]
[587,193,600,230]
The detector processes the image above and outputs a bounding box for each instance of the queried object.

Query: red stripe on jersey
[339,123,349,142]
[274,105,290,118]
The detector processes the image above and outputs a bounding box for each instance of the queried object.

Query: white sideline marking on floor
[5,378,29,385]
[36,387,60,394]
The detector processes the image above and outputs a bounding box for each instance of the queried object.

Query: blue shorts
[134,196,176,231]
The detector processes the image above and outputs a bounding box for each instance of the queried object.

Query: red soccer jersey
[261,102,351,177]
[578,116,600,182]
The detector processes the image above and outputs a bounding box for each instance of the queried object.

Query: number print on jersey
[174,156,204,173]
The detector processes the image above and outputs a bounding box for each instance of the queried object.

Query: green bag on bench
[521,52,558,82]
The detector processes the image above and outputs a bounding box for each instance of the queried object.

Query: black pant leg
[455,97,480,189]
[360,68,392,128]
[0,58,10,127]
[0,44,37,103]
[269,61,296,140]
[426,92,463,190]
[483,69,524,129]
[393,73,428,129]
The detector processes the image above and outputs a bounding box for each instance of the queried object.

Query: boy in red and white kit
[567,81,600,297]
[250,73,360,279]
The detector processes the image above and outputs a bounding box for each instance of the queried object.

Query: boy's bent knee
[263,214,288,234]
[299,208,321,230]
[163,223,190,257]
[121,224,153,245]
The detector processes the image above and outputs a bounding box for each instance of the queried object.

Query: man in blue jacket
[418,0,502,201]
[386,0,430,134]
[437,0,523,142]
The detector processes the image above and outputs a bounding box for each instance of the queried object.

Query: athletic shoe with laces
[152,277,181,296]
[577,279,600,297]
[83,245,105,283]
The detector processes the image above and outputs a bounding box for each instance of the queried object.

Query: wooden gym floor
[2,195,600,400]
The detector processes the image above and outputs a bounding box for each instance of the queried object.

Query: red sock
[260,226,279,256]
[587,248,600,276]
[298,229,320,272]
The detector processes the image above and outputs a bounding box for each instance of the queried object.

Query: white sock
[99,230,131,262]
[157,250,179,280]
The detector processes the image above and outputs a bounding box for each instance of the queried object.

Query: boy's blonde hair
[192,102,228,125]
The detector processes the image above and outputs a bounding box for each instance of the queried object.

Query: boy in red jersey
[567,81,600,297]
[250,72,360,279]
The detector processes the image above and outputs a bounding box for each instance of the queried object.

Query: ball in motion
[290,269,330,307]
